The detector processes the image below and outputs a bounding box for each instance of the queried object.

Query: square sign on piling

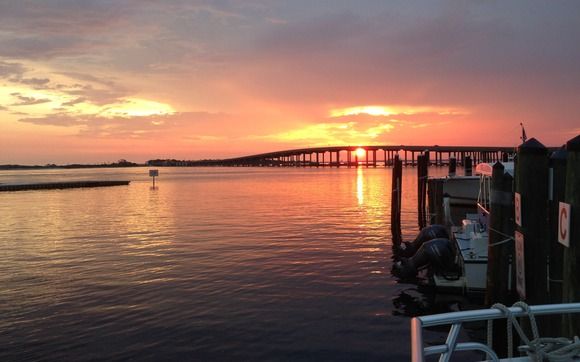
[558,202,571,247]
[149,169,159,187]
[515,230,526,299]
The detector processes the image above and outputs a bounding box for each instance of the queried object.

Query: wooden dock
[0,180,130,192]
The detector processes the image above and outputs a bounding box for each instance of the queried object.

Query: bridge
[180,145,517,167]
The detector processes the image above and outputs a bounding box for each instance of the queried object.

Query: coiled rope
[487,302,580,361]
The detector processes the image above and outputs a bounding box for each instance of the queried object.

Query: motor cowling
[396,224,449,258]
[394,238,459,279]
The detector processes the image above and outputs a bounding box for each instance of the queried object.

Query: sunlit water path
[0,167,459,361]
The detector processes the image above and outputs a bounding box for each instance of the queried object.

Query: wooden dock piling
[464,156,473,176]
[417,155,428,229]
[502,152,509,162]
[448,157,456,177]
[515,138,549,304]
[562,135,580,337]
[426,178,445,226]
[391,155,403,246]
[486,161,516,305]
[485,162,516,355]
[547,147,567,335]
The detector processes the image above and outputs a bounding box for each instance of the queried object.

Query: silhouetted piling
[426,178,445,226]
[391,156,403,246]
[417,155,428,229]
[464,156,473,176]
[485,162,516,355]
[546,147,567,335]
[515,138,549,304]
[448,157,456,177]
[563,135,580,337]
[486,162,516,305]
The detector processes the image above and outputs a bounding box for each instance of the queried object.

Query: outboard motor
[396,224,449,258]
[394,238,459,279]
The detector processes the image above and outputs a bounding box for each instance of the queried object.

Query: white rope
[490,303,515,358]
[487,318,494,352]
[487,226,514,240]
[488,237,513,247]
[487,226,515,248]
[488,302,580,361]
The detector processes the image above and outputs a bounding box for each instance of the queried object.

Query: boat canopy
[475,162,514,176]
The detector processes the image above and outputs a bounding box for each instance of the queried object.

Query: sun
[355,147,366,158]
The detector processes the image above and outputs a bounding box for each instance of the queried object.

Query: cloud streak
[0,60,26,78]
[15,77,51,87]
[17,111,233,139]
[2,0,580,163]
[10,92,51,106]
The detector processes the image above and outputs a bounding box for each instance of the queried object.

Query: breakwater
[0,180,130,192]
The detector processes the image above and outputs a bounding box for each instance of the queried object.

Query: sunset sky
[1,1,579,164]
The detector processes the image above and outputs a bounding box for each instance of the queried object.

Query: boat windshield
[477,173,492,214]
[475,162,514,215]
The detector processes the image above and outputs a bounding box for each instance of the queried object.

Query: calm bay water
[0,167,459,361]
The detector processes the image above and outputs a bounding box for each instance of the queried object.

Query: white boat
[395,162,514,293]
[433,174,480,207]
[438,162,514,292]
[411,302,580,361]
[427,173,480,227]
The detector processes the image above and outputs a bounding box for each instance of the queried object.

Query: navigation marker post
[149,169,159,188]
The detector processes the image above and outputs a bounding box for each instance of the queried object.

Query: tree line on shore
[0,158,220,170]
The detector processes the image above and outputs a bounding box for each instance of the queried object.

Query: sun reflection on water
[0,167,434,361]
[356,167,364,205]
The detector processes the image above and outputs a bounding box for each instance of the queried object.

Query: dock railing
[411,303,580,361]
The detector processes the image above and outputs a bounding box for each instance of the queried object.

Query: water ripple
[0,167,453,361]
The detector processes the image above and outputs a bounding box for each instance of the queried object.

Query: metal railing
[411,303,580,361]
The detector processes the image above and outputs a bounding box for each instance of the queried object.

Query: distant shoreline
[0,159,220,169]
[0,162,143,170]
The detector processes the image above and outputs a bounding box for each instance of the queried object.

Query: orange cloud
[250,121,396,146]
[329,105,468,118]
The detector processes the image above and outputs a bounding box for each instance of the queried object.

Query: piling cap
[518,137,547,154]
[492,161,505,170]
[550,146,567,160]
[566,135,580,152]
[491,161,505,178]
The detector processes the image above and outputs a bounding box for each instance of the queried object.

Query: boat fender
[396,224,449,258]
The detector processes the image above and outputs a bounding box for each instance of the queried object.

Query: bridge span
[185,145,517,167]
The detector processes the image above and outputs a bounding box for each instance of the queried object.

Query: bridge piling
[194,145,521,167]
[366,150,369,168]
